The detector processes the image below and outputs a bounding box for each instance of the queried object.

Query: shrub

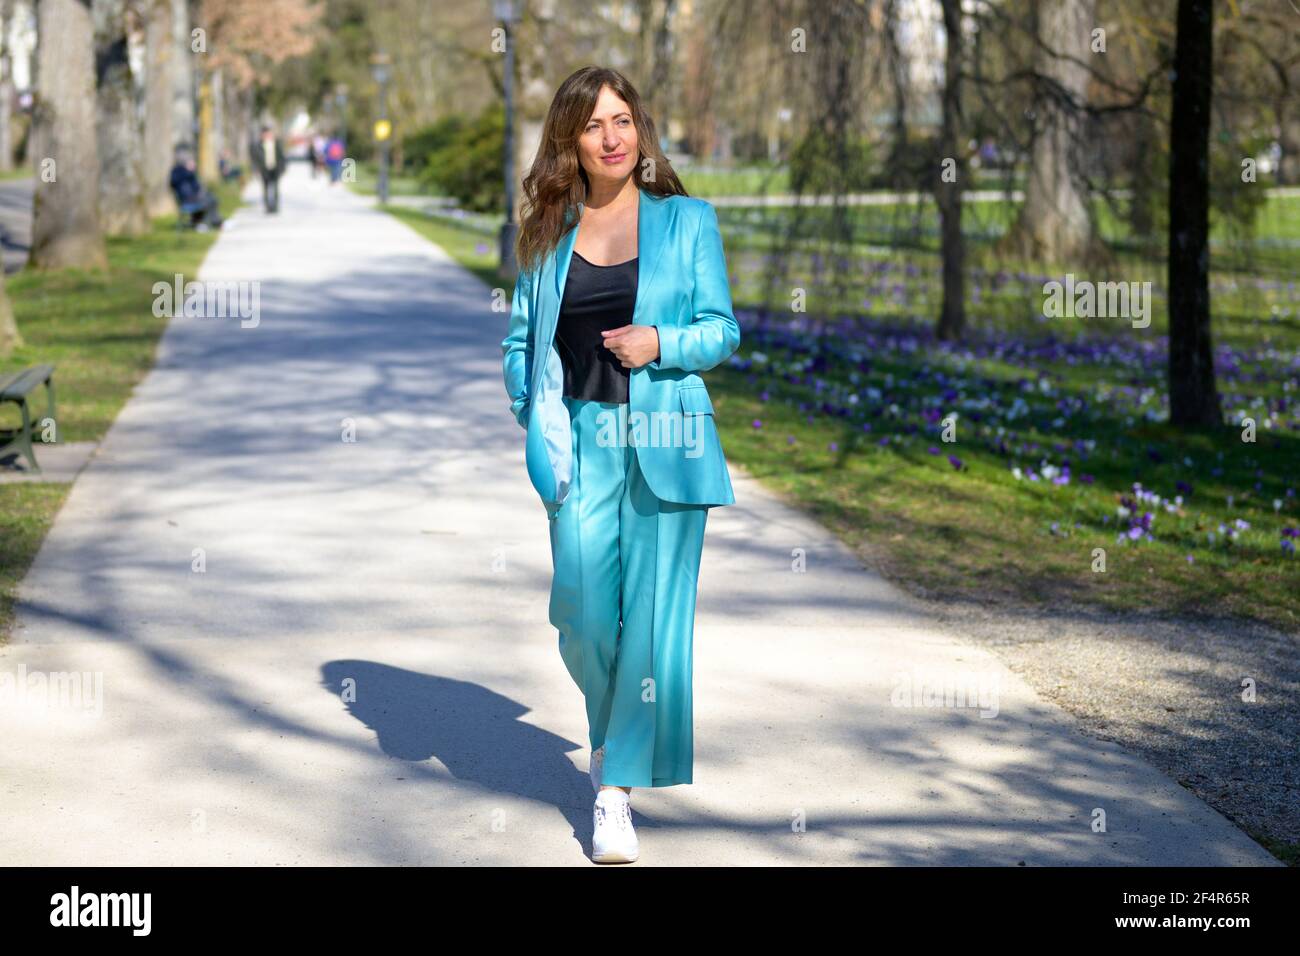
[418,106,504,213]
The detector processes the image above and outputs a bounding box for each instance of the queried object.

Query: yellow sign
[374,120,392,142]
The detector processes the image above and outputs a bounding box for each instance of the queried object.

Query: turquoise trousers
[547,395,709,788]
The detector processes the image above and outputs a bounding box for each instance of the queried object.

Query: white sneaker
[589,746,604,793]
[591,790,638,863]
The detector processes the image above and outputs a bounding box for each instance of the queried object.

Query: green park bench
[0,364,57,473]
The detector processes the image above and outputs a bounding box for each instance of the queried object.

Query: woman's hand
[600,324,660,368]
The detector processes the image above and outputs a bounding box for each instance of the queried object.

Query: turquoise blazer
[501,188,740,512]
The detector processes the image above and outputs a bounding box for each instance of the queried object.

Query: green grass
[0,183,241,640]
[347,161,429,198]
[675,164,791,197]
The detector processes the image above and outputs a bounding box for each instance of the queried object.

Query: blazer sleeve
[648,201,741,373]
[501,267,533,429]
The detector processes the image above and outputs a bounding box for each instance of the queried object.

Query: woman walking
[500,66,739,863]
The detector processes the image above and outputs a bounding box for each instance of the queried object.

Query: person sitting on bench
[168,148,223,230]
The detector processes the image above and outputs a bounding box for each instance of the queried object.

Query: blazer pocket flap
[678,385,715,415]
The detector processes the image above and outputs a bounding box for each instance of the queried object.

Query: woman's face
[576,85,639,187]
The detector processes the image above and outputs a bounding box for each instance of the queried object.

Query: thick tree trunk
[1167,0,1221,428]
[171,0,193,148]
[30,0,108,270]
[143,0,175,217]
[94,0,149,237]
[935,0,964,341]
[1002,0,1099,266]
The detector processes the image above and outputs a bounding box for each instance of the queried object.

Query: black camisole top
[555,250,638,404]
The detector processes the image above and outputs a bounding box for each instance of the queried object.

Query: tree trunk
[236,86,252,169]
[883,0,909,183]
[1001,0,1099,266]
[209,66,223,173]
[94,0,149,237]
[0,0,15,173]
[142,0,175,217]
[935,0,964,341]
[30,0,108,270]
[222,79,235,172]
[1126,113,1158,242]
[1278,93,1300,186]
[637,0,676,135]
[1167,0,1221,428]
[222,75,247,175]
[171,0,193,148]
[0,272,17,356]
[0,0,14,348]
[196,67,218,182]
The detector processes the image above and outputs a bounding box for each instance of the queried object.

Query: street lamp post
[371,54,392,205]
[494,0,518,277]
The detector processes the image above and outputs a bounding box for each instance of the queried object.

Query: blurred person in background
[168,147,223,230]
[312,132,328,179]
[325,134,346,184]
[251,125,287,212]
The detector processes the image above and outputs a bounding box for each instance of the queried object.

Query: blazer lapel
[631,187,668,326]
[538,206,581,358]
[552,204,581,301]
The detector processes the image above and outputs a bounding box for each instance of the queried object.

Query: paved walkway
[0,164,1278,865]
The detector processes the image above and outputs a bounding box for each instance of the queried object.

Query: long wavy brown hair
[515,66,688,275]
